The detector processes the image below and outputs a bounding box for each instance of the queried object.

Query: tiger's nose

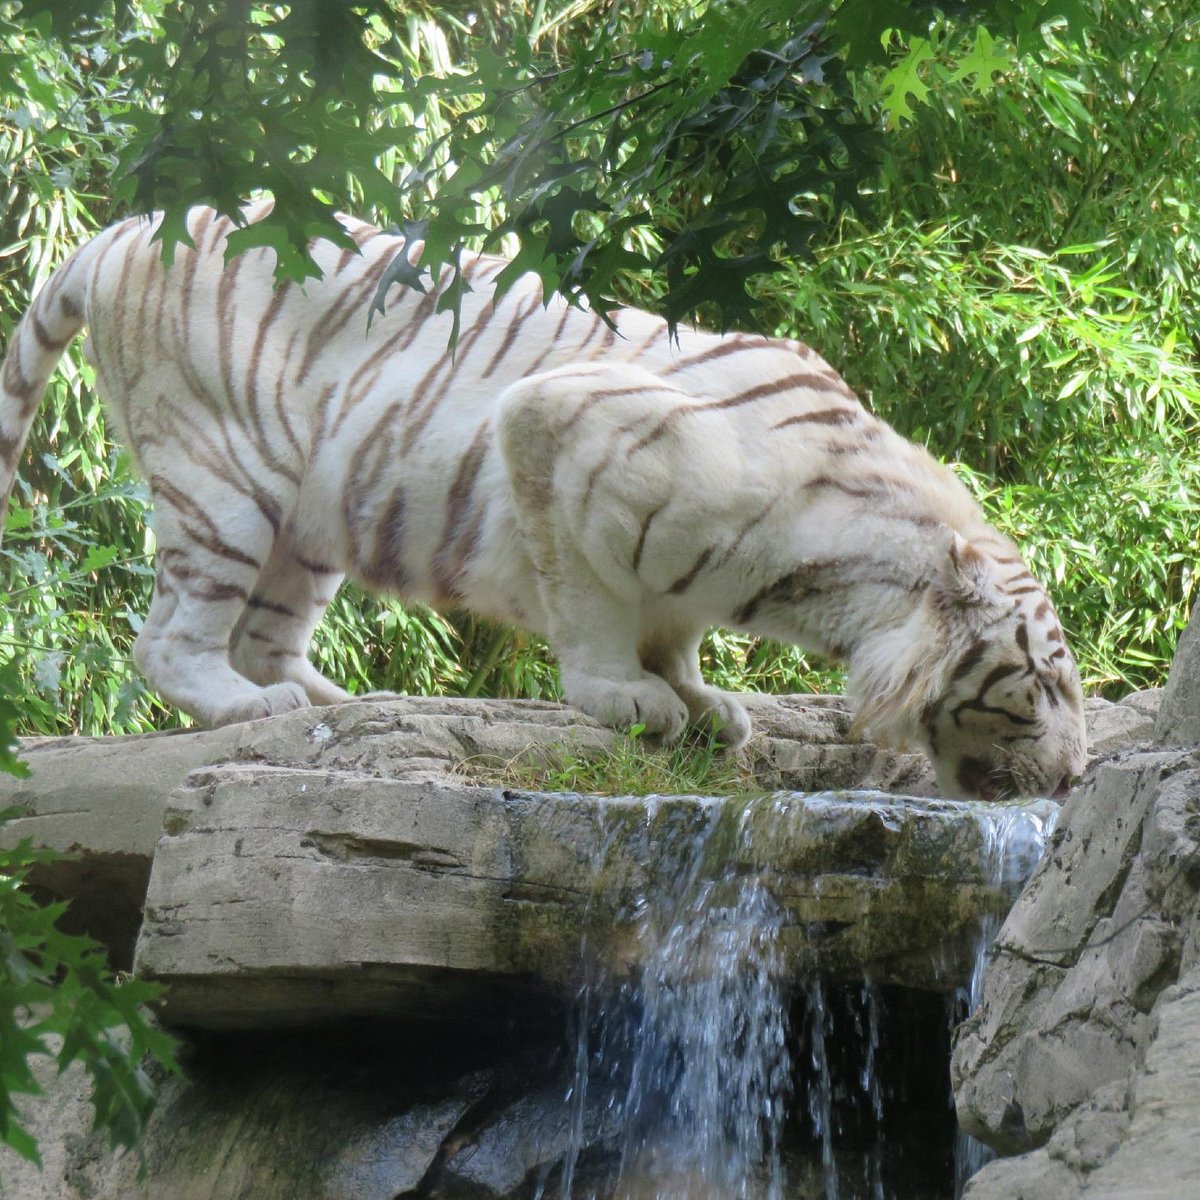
[1051,774,1074,801]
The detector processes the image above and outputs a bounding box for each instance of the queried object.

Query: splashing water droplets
[547,791,1059,1199]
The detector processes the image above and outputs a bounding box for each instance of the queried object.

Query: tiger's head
[851,532,1087,801]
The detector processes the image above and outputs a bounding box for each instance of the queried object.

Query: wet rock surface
[136,767,1044,1027]
[953,616,1200,1198]
[0,686,1163,1198]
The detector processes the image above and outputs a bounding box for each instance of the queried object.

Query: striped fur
[0,203,1087,798]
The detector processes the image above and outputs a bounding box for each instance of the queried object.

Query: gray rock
[2,689,1152,970]
[954,709,1200,1200]
[963,970,1200,1200]
[0,699,615,963]
[953,751,1200,1153]
[0,1027,541,1200]
[1081,968,1200,1198]
[1084,691,1160,755]
[1156,611,1200,745]
[133,762,1043,1028]
[962,1150,1083,1200]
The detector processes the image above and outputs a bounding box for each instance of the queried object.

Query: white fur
[0,206,1088,796]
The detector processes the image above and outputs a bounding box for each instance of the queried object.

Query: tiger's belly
[290,415,547,632]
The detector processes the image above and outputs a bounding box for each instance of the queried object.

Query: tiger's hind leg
[229,537,351,706]
[133,469,310,728]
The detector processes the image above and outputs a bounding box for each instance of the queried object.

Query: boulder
[954,617,1200,1198]
[0,689,1153,970]
[0,694,928,963]
[0,1025,572,1200]
[953,749,1199,1154]
[1157,609,1200,745]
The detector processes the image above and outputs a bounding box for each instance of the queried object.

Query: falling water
[615,871,792,1197]
[547,791,1059,1200]
[805,980,837,1200]
[553,797,792,1200]
[952,800,1060,1198]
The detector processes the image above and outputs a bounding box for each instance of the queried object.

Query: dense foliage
[1,0,1198,741]
[0,807,178,1165]
[1,0,1096,331]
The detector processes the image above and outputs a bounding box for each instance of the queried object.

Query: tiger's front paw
[668,681,753,749]
[564,672,690,741]
[700,692,753,749]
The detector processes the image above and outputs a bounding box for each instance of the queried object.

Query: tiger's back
[0,204,1088,799]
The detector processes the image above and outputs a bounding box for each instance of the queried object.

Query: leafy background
[1,0,1198,740]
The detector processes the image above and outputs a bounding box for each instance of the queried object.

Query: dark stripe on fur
[2,345,35,402]
[247,595,297,617]
[663,333,765,374]
[632,503,665,573]
[628,371,842,455]
[151,474,263,569]
[771,408,858,429]
[433,423,491,598]
[29,311,67,353]
[948,637,989,685]
[0,428,20,467]
[360,484,408,590]
[667,545,715,595]
[523,305,574,376]
[481,290,542,379]
[296,554,338,576]
[716,498,779,567]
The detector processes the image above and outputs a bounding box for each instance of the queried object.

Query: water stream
[951,800,1060,1198]
[545,791,1058,1200]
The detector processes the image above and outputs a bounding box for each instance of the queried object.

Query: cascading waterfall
[548,791,1059,1200]
[553,797,792,1200]
[804,979,837,1200]
[614,871,792,1197]
[952,800,1060,1198]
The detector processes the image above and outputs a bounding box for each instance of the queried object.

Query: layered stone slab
[0,694,931,960]
[132,759,1054,1028]
[0,691,1151,978]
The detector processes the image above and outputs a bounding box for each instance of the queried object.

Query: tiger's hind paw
[213,682,311,727]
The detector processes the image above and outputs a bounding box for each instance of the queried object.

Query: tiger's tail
[0,240,98,545]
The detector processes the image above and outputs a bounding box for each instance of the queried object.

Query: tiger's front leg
[639,630,752,749]
[552,590,691,741]
[498,367,690,741]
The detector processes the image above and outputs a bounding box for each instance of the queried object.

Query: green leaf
[0,1114,43,1167]
[878,36,936,128]
[0,675,30,779]
[829,0,932,70]
[79,544,122,574]
[949,27,1014,93]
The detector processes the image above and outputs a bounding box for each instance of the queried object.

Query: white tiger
[0,203,1087,800]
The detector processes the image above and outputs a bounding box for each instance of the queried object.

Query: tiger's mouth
[955,756,1075,802]
[956,757,1012,802]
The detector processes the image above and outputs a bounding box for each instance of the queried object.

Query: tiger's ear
[934,531,1003,611]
